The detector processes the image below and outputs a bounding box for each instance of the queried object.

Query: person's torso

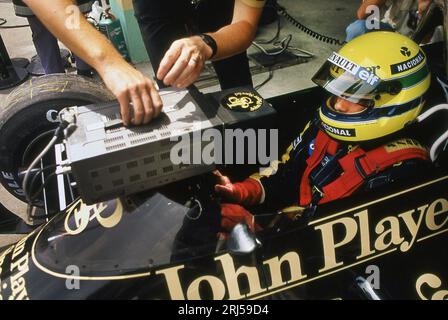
[13,0,93,17]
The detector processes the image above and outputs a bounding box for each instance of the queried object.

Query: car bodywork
[0,0,447,301]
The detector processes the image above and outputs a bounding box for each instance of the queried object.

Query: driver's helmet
[312,31,431,142]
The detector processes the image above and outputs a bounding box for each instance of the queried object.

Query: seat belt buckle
[312,185,324,198]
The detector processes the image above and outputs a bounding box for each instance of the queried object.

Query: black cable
[276,4,346,46]
[255,70,274,91]
[28,164,57,202]
[30,172,56,201]
[21,129,56,167]
[23,119,71,207]
[0,17,29,29]
[255,16,282,44]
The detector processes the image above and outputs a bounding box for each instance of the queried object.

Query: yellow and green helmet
[312,31,431,142]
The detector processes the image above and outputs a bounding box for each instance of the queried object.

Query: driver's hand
[220,203,260,233]
[214,170,241,203]
[99,60,163,126]
[157,36,213,88]
[214,170,263,206]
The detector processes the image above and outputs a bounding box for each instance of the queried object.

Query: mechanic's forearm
[208,21,256,60]
[23,0,125,74]
[357,0,387,19]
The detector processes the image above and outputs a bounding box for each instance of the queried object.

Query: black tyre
[0,74,114,205]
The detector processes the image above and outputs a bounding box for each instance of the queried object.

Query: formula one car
[0,2,447,301]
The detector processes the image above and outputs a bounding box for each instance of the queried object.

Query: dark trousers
[27,16,91,74]
[133,0,253,90]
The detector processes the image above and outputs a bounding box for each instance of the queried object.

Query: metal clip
[312,185,324,198]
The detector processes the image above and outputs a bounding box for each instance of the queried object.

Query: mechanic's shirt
[13,0,93,17]
[250,118,430,211]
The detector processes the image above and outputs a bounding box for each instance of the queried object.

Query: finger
[163,49,192,86]
[147,79,163,118]
[157,43,182,81]
[215,184,233,195]
[246,216,256,232]
[129,86,144,125]
[176,60,203,88]
[213,170,223,177]
[172,55,200,88]
[139,84,154,124]
[117,91,131,126]
[213,170,231,186]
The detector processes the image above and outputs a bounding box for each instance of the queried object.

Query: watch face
[221,92,264,112]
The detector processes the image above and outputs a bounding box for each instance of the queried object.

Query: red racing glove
[220,203,262,233]
[214,170,263,206]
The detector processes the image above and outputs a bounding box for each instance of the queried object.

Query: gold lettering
[10,254,29,282]
[354,210,375,259]
[64,199,123,235]
[425,198,448,231]
[227,96,253,109]
[11,236,27,260]
[385,139,425,153]
[10,277,28,300]
[315,217,358,272]
[9,253,29,300]
[156,265,186,300]
[215,254,265,300]
[263,251,307,290]
[374,216,404,251]
[0,247,12,262]
[416,273,448,300]
[186,275,226,300]
[399,205,427,252]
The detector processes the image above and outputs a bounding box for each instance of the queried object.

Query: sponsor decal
[64,198,123,235]
[1,171,25,197]
[0,236,32,300]
[416,273,448,300]
[222,92,263,112]
[328,52,380,86]
[322,122,356,138]
[0,247,13,300]
[400,47,412,57]
[292,136,302,150]
[46,110,61,123]
[308,139,315,156]
[390,51,425,75]
[385,139,426,153]
[8,237,30,300]
[152,193,448,300]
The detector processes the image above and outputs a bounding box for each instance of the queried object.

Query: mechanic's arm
[418,0,432,18]
[157,0,263,88]
[357,0,388,19]
[23,0,162,126]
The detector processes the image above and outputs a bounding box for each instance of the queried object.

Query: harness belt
[299,130,429,207]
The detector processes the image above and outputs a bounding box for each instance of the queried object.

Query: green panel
[109,0,149,64]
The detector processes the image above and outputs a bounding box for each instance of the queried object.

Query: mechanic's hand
[157,36,213,88]
[214,170,241,203]
[99,61,163,126]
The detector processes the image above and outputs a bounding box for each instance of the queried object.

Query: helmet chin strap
[416,104,448,162]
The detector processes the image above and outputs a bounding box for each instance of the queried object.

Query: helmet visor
[312,52,386,107]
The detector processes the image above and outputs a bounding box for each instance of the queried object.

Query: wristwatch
[199,33,218,59]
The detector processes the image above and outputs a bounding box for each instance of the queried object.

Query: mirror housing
[227,223,259,255]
